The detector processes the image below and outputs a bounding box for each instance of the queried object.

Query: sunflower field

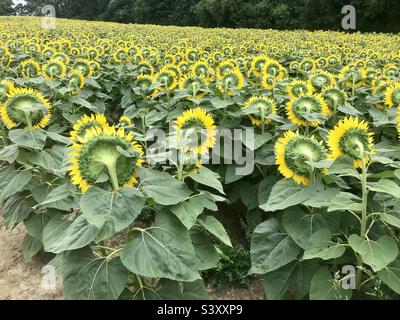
[1,16,400,300]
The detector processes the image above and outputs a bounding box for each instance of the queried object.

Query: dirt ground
[0,217,263,300]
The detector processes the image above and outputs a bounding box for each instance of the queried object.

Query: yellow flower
[286,94,329,127]
[20,59,41,78]
[243,96,277,126]
[385,82,400,108]
[327,117,375,168]
[43,59,67,80]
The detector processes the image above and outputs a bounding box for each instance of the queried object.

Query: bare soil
[0,217,263,300]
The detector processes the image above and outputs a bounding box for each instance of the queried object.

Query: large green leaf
[24,211,53,240]
[250,218,301,274]
[263,260,319,300]
[303,229,346,260]
[137,168,191,205]
[190,228,220,271]
[43,215,99,254]
[377,260,400,295]
[22,234,43,262]
[156,279,209,300]
[309,267,352,300]
[0,145,19,163]
[328,192,363,213]
[380,213,400,229]
[0,170,32,202]
[369,179,400,199]
[348,235,399,272]
[121,212,200,282]
[35,183,77,210]
[2,193,35,229]
[52,248,128,300]
[282,208,341,249]
[9,128,47,150]
[198,215,232,247]
[80,187,145,241]
[190,166,225,195]
[260,179,320,212]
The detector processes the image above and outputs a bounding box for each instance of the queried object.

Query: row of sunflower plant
[0,16,400,300]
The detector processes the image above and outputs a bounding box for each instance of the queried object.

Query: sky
[13,0,27,6]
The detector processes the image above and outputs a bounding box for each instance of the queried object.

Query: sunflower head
[44,59,67,81]
[0,79,15,103]
[68,70,85,94]
[70,113,109,144]
[179,73,209,99]
[286,94,329,127]
[0,87,52,130]
[73,59,93,78]
[154,69,177,92]
[322,86,347,114]
[176,107,216,155]
[385,83,400,108]
[287,80,314,100]
[69,126,143,193]
[20,59,41,79]
[243,96,277,126]
[217,68,244,96]
[276,131,327,185]
[327,117,375,168]
[308,70,336,91]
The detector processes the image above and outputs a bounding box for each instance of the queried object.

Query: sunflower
[327,117,375,168]
[119,116,132,127]
[137,62,154,76]
[53,52,70,65]
[68,70,85,94]
[113,48,128,63]
[385,82,400,108]
[20,59,41,78]
[217,68,244,96]
[192,60,213,80]
[175,107,216,155]
[73,59,93,78]
[299,59,316,73]
[275,131,327,185]
[287,80,314,100]
[179,73,209,99]
[308,70,336,91]
[70,113,109,143]
[154,69,178,92]
[69,126,143,193]
[243,96,277,126]
[339,65,366,89]
[0,87,51,129]
[286,94,329,127]
[43,59,67,80]
[322,86,347,114]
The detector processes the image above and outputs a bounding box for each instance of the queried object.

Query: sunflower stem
[105,159,119,192]
[356,151,368,290]
[0,122,7,146]
[23,111,33,131]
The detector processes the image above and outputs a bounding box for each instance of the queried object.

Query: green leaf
[303,188,340,208]
[348,235,399,272]
[190,167,225,195]
[157,279,209,300]
[36,183,76,209]
[121,212,200,282]
[198,215,232,247]
[137,168,192,205]
[303,229,346,260]
[380,213,400,229]
[22,234,43,262]
[328,192,363,213]
[282,207,341,249]
[369,179,400,199]
[210,97,235,109]
[377,259,400,295]
[9,128,47,150]
[260,179,320,212]
[170,195,213,230]
[2,193,35,229]
[24,211,52,240]
[250,218,301,274]
[190,229,220,271]
[29,145,69,176]
[0,170,32,202]
[43,215,99,254]
[0,145,19,163]
[53,248,129,300]
[263,260,319,300]
[328,155,358,176]
[80,187,145,241]
[309,267,352,300]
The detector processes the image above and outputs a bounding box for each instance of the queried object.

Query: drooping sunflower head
[217,68,244,96]
[136,74,154,91]
[327,117,375,168]
[276,131,327,185]
[176,107,216,155]
[308,70,336,91]
[20,59,41,79]
[69,126,143,193]
[286,94,329,127]
[137,62,154,76]
[179,73,209,99]
[70,113,109,144]
[118,116,132,128]
[287,80,314,100]
[299,59,316,73]
[73,59,93,78]
[192,60,213,79]
[43,59,67,81]
[53,52,70,65]
[385,82,400,108]
[322,86,347,114]
[243,96,277,127]
[68,70,85,94]
[113,48,128,63]
[339,65,366,89]
[154,69,178,92]
[0,87,52,129]
[383,64,399,79]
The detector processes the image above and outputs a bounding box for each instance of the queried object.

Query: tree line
[0,0,399,32]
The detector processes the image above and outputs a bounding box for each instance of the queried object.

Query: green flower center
[391,89,400,105]
[340,129,369,159]
[74,62,90,76]
[293,96,321,120]
[324,88,345,109]
[312,74,330,88]
[7,95,48,126]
